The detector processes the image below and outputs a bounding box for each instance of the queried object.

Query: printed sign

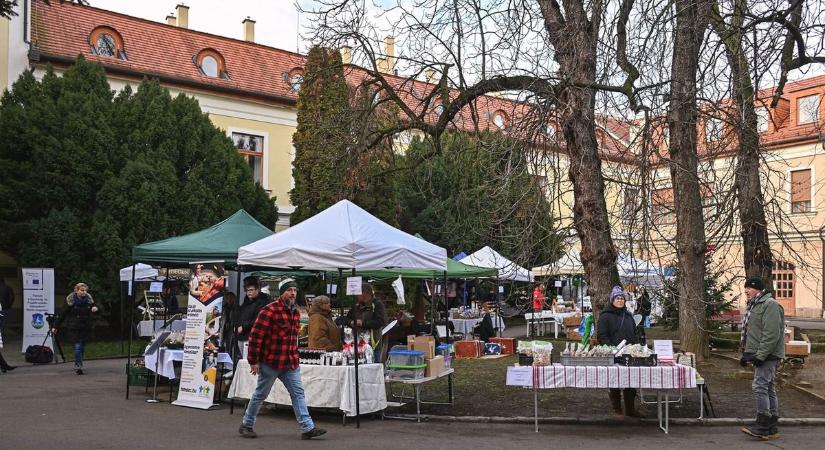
[654,340,674,361]
[21,268,54,352]
[346,276,363,296]
[173,263,224,410]
[506,366,533,387]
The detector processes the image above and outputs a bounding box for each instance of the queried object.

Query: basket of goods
[560,342,617,366]
[614,344,657,367]
[163,331,185,349]
[516,340,553,366]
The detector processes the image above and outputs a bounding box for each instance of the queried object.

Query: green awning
[132,210,273,266]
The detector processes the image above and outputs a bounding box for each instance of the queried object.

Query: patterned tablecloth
[507,363,697,390]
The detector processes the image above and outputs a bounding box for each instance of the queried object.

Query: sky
[89,0,305,53]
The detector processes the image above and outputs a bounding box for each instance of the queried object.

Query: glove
[740,352,755,367]
[752,358,764,367]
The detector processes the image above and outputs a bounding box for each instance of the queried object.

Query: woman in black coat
[597,286,641,417]
[54,283,98,375]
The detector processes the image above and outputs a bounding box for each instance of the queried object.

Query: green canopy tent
[126,210,279,400]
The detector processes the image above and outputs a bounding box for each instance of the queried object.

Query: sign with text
[653,340,674,361]
[506,366,534,387]
[346,276,362,296]
[21,268,54,352]
[173,263,224,410]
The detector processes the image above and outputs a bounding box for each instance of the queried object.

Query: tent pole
[351,268,360,428]
[230,265,242,415]
[496,275,502,338]
[120,279,125,356]
[443,271,448,344]
[430,276,435,335]
[127,262,136,399]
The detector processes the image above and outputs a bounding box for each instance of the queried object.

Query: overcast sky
[89,0,305,53]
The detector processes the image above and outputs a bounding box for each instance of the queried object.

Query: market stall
[237,199,448,427]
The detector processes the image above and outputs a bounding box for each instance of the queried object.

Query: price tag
[653,340,674,360]
[346,277,363,296]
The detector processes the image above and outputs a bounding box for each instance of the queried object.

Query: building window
[622,187,639,223]
[756,107,770,133]
[798,95,820,125]
[434,105,444,116]
[89,27,126,59]
[287,68,304,92]
[705,117,723,142]
[651,188,675,225]
[546,124,556,140]
[772,260,795,305]
[195,49,228,79]
[232,132,264,184]
[492,110,508,129]
[790,169,812,213]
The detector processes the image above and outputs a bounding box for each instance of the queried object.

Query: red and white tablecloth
[509,364,697,389]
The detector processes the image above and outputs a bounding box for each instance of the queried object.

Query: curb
[389,414,825,426]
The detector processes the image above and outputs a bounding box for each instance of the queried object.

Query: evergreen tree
[0,58,276,331]
[290,46,352,225]
[659,253,736,332]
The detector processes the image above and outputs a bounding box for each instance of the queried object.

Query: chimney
[340,46,352,65]
[377,35,395,74]
[166,13,176,26]
[242,17,255,42]
[424,68,436,84]
[176,3,189,29]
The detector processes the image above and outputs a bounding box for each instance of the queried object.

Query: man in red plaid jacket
[239,279,326,440]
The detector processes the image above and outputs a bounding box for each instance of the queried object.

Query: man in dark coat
[597,286,641,417]
[236,276,271,354]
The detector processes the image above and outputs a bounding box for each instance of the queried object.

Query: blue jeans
[242,364,314,432]
[74,341,85,368]
[753,359,780,416]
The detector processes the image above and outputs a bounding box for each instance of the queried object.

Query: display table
[525,311,578,338]
[384,368,455,422]
[228,359,387,417]
[506,364,697,433]
[449,317,505,335]
[144,347,233,379]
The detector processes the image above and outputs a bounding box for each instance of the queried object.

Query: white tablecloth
[449,317,506,334]
[144,348,233,379]
[508,364,697,389]
[229,360,387,416]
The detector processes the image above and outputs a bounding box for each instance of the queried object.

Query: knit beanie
[609,286,626,304]
[278,278,297,295]
[744,277,765,291]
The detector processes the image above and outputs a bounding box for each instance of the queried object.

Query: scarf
[740,291,765,351]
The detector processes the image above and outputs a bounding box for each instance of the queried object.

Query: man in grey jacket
[739,277,785,440]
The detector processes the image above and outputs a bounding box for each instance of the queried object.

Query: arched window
[287,68,304,92]
[195,49,228,79]
[89,27,126,59]
[492,110,508,129]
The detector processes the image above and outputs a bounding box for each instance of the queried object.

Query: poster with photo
[173,263,224,410]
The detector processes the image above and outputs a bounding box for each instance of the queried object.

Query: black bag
[25,345,54,364]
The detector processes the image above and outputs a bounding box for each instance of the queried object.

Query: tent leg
[351,268,360,428]
[127,263,136,400]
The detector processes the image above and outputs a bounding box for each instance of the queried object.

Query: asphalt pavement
[2,358,825,449]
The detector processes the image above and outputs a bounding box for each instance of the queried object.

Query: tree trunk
[668,0,712,358]
[541,3,621,311]
[710,2,774,284]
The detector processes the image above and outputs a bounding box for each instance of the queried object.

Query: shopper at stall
[239,279,326,440]
[532,283,547,311]
[0,277,14,337]
[474,302,496,342]
[308,295,341,351]
[53,282,98,375]
[597,286,641,417]
[637,286,652,344]
[739,277,784,440]
[236,276,271,343]
[346,282,387,347]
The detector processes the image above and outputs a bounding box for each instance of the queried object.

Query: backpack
[25,345,54,364]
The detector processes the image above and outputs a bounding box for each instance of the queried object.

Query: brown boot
[624,389,644,418]
[609,389,623,415]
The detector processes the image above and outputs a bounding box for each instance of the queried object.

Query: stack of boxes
[408,335,448,377]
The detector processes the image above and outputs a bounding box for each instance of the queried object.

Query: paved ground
[2,358,825,449]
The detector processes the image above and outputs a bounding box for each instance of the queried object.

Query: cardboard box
[489,337,516,355]
[413,335,436,359]
[786,334,811,356]
[425,355,445,377]
[455,340,483,358]
[563,315,582,327]
[565,329,582,341]
[407,335,416,347]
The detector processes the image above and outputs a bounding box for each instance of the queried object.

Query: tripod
[44,327,67,363]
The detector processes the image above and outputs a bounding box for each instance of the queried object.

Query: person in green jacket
[739,277,785,440]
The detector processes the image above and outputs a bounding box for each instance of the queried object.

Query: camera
[45,312,58,326]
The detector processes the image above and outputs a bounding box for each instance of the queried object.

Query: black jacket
[476,313,495,342]
[597,302,638,346]
[56,293,96,341]
[236,292,271,340]
[638,292,652,316]
[346,300,387,332]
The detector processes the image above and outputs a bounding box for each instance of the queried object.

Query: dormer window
[89,27,126,59]
[195,49,229,79]
[492,110,508,129]
[798,94,820,125]
[287,68,304,92]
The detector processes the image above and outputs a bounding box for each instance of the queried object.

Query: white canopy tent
[238,200,447,271]
[532,250,665,288]
[531,250,583,277]
[459,246,534,282]
[119,263,159,281]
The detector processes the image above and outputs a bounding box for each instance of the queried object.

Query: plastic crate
[560,355,615,366]
[126,364,152,386]
[388,349,425,368]
[444,355,453,370]
[435,344,451,358]
[387,364,426,380]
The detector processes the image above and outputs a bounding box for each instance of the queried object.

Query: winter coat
[597,302,639,346]
[743,291,785,361]
[308,304,342,351]
[56,292,96,342]
[236,292,271,340]
[475,313,496,342]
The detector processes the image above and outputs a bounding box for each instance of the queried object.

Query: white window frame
[787,165,815,214]
[228,127,270,191]
[705,117,723,142]
[797,94,820,125]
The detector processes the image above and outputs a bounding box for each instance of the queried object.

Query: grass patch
[81,339,148,359]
